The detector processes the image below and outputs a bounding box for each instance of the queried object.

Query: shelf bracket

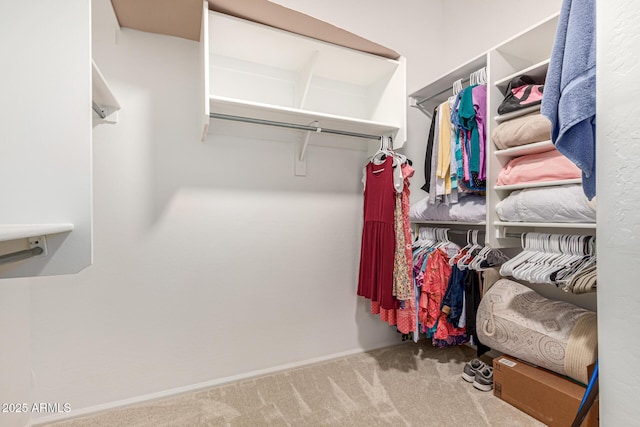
[92,102,119,124]
[294,121,320,176]
[29,235,48,257]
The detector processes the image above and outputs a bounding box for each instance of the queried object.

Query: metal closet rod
[209,113,383,141]
[414,76,471,107]
[0,247,43,266]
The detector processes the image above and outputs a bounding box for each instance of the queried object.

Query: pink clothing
[496,149,581,186]
[472,85,487,181]
[419,249,451,329]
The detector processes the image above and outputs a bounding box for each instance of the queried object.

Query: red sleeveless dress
[357,157,398,310]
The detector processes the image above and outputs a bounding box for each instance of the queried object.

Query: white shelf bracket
[28,235,48,257]
[294,121,320,176]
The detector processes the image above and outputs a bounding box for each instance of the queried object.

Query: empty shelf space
[495,140,555,158]
[412,221,486,226]
[494,104,541,123]
[209,95,399,137]
[495,59,550,94]
[0,224,74,242]
[494,179,582,191]
[494,221,596,229]
[409,53,487,114]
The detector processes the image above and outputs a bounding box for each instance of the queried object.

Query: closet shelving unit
[410,12,596,248]
[0,59,111,276]
[200,10,407,154]
[92,60,120,125]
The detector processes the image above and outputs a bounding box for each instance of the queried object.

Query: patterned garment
[373,163,416,334]
[392,193,412,301]
[396,164,416,334]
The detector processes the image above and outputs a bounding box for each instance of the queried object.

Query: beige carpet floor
[44,341,544,426]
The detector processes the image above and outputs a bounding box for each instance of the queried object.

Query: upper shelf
[92,60,120,124]
[494,178,582,191]
[495,140,555,159]
[209,96,399,138]
[0,224,74,242]
[495,58,550,95]
[409,53,487,115]
[205,11,406,147]
[495,104,541,124]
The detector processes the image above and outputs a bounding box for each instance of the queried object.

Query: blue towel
[541,0,596,199]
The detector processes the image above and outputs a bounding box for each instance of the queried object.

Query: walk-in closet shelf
[410,12,596,248]
[2,3,97,278]
[201,10,407,147]
[0,224,74,242]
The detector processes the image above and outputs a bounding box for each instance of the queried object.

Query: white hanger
[500,232,538,277]
[453,79,463,96]
[450,229,472,266]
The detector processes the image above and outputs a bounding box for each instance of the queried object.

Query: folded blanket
[496,184,596,223]
[497,150,581,186]
[410,194,486,223]
[492,113,551,150]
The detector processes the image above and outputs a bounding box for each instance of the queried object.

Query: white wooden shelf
[204,11,406,147]
[494,221,596,229]
[494,104,541,123]
[92,60,120,124]
[409,53,487,115]
[0,224,74,242]
[412,221,486,226]
[494,179,582,191]
[209,96,400,137]
[495,59,550,95]
[495,140,555,159]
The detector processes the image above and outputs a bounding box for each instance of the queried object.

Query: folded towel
[541,0,596,200]
[541,0,596,199]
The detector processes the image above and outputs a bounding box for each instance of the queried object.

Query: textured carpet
[44,341,544,426]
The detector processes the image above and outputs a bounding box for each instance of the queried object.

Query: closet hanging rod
[0,247,44,266]
[414,77,471,106]
[415,228,485,236]
[209,113,382,141]
[92,101,107,119]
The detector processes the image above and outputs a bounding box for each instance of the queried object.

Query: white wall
[0,280,31,427]
[31,0,438,421]
[597,1,640,424]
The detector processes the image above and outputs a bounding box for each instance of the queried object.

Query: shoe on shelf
[473,366,494,392]
[462,358,486,383]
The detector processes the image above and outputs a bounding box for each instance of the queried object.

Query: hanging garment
[472,85,487,181]
[358,156,398,310]
[420,106,438,193]
[374,162,417,333]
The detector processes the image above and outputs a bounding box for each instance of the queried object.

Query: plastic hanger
[453,79,463,96]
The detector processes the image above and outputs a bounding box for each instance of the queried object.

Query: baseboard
[31,342,399,426]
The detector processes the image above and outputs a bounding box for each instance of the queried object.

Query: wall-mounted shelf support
[28,235,48,257]
[92,60,121,125]
[294,121,320,177]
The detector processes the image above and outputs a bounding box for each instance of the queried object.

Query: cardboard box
[493,355,598,427]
